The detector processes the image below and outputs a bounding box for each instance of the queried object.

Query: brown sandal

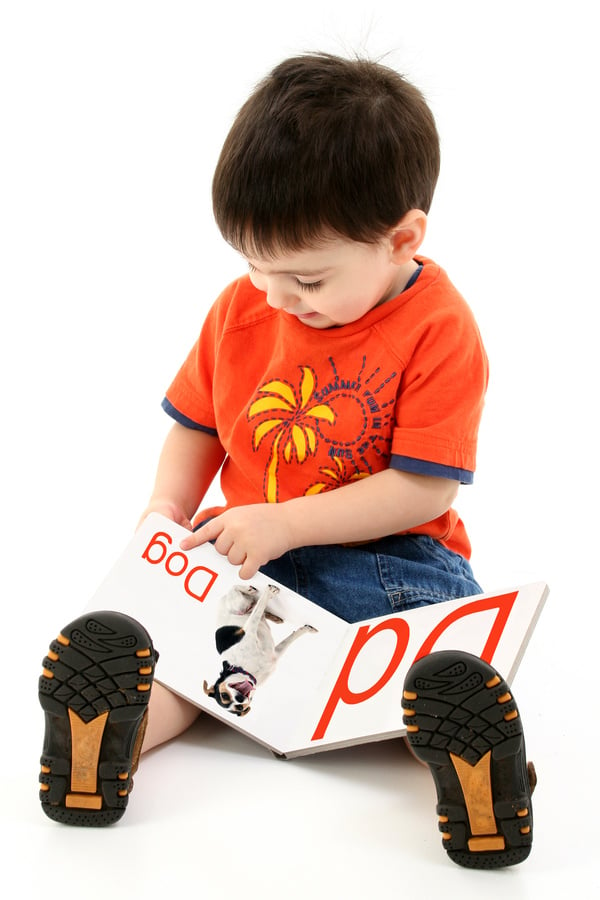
[39,611,158,826]
[402,650,534,868]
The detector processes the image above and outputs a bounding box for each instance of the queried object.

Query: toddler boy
[39,53,535,868]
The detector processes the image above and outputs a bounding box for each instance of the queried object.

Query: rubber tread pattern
[39,611,157,826]
[402,650,533,869]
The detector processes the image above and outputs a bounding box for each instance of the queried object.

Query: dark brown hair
[212,53,440,257]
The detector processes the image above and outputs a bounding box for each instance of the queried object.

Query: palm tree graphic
[248,366,335,502]
[305,456,370,495]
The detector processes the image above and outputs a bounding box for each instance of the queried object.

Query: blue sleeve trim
[161,397,219,436]
[390,453,474,484]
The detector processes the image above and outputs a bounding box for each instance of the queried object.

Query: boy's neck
[383,258,422,305]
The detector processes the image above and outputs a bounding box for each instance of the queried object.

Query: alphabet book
[85,513,548,758]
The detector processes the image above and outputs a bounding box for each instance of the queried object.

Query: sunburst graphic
[311,357,398,471]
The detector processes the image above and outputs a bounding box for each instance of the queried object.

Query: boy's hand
[137,501,194,533]
[179,504,293,580]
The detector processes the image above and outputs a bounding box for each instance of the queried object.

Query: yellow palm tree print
[248,366,336,502]
[305,456,369,495]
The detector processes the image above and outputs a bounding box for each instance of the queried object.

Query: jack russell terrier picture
[203,583,318,716]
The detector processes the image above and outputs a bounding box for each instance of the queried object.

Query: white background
[1,1,597,896]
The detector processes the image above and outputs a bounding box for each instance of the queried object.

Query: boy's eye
[247,262,322,292]
[296,279,322,292]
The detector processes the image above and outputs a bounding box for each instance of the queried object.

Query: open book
[85,513,548,759]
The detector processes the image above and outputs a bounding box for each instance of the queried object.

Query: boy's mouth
[285,308,334,329]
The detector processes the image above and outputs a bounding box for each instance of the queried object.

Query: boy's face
[245,237,411,329]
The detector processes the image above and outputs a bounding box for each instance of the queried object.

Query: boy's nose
[265,285,298,310]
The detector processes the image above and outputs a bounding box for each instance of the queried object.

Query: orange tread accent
[47,650,59,661]
[136,648,151,658]
[68,709,109,794]
[468,836,506,852]
[403,690,417,700]
[497,692,512,704]
[66,793,103,810]
[504,710,519,721]
[138,666,153,675]
[450,751,497,837]
[57,634,70,646]
[42,668,54,679]
[485,675,501,688]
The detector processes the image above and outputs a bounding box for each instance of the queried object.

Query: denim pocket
[375,535,482,613]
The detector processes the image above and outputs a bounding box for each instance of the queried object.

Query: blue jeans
[260,535,482,623]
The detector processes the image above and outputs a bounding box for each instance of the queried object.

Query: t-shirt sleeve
[389,299,489,484]
[162,294,224,433]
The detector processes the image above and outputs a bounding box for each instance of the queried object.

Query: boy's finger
[180,523,211,550]
[238,555,258,580]
[179,532,202,550]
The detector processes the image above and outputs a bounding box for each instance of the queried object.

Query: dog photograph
[203,583,318,716]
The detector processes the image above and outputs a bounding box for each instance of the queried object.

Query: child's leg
[142,682,201,752]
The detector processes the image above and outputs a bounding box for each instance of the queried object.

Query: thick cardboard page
[85,514,548,758]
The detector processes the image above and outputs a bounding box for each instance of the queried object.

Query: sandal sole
[38,611,157,826]
[402,650,533,868]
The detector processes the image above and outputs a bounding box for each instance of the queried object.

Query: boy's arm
[181,468,458,579]
[139,422,226,530]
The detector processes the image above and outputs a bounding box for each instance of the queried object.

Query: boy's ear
[388,210,428,263]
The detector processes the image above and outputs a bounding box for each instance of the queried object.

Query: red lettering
[311,590,519,743]
[141,531,218,603]
[142,531,172,564]
[184,566,218,602]
[413,591,518,664]
[311,618,409,741]
[165,551,189,577]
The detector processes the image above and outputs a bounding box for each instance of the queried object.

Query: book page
[85,514,349,752]
[85,514,548,757]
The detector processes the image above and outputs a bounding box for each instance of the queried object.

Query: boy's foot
[402,650,534,868]
[38,611,158,826]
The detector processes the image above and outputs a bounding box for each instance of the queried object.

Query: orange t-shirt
[163,257,488,559]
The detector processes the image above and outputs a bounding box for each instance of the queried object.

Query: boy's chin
[288,311,336,329]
